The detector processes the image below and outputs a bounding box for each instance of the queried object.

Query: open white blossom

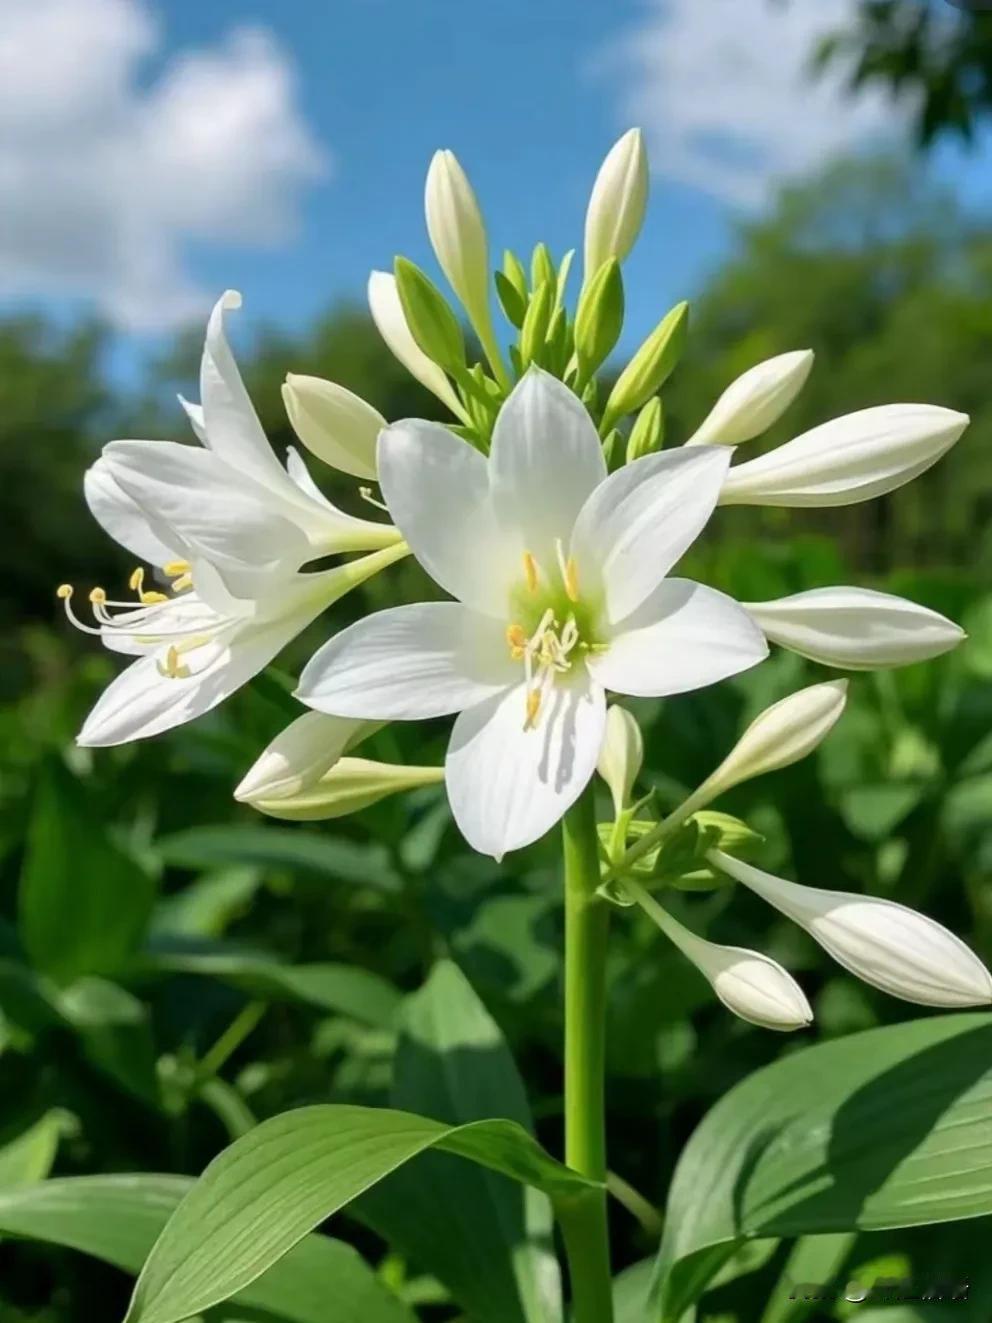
[298,369,768,858]
[63,291,405,747]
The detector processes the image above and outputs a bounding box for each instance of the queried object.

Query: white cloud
[607,0,915,209]
[0,0,326,329]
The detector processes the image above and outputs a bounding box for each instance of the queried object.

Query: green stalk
[556,784,614,1323]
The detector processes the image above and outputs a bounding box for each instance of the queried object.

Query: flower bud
[630,880,811,1031]
[248,757,445,822]
[519,279,554,370]
[626,397,664,463]
[686,350,814,447]
[393,257,465,376]
[574,258,624,380]
[667,680,847,829]
[597,704,643,816]
[600,302,688,434]
[368,271,467,421]
[719,404,969,507]
[282,375,384,481]
[583,128,649,282]
[746,588,965,670]
[710,851,992,1009]
[234,712,380,804]
[425,150,493,346]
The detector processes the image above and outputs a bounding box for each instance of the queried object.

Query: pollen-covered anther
[525,688,542,728]
[56,584,73,600]
[555,538,580,603]
[171,572,193,593]
[89,587,107,606]
[159,644,191,680]
[522,551,539,593]
[163,560,191,577]
[506,623,528,659]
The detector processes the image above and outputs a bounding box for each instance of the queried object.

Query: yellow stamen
[522,551,539,593]
[160,644,191,680]
[563,556,580,603]
[89,587,107,605]
[171,572,193,593]
[141,591,169,604]
[163,560,191,577]
[128,567,144,592]
[506,623,528,659]
[56,584,73,599]
[525,689,542,728]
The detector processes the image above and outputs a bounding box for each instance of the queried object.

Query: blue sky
[0,0,987,381]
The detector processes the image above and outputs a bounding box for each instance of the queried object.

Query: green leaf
[613,1258,655,1323]
[0,1112,67,1189]
[154,825,401,892]
[759,1233,855,1323]
[656,1014,992,1321]
[357,960,562,1323]
[126,1104,593,1323]
[19,765,156,984]
[0,1175,415,1323]
[58,978,160,1104]
[141,946,401,1029]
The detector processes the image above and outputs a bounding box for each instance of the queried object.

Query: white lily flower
[711,851,992,1009]
[367,271,469,423]
[667,680,848,829]
[298,369,768,859]
[64,292,408,747]
[686,350,814,447]
[746,587,965,670]
[597,705,644,817]
[282,375,385,481]
[234,711,381,802]
[627,879,812,1032]
[583,128,649,284]
[719,404,968,507]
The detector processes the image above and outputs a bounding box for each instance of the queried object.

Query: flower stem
[557,784,614,1323]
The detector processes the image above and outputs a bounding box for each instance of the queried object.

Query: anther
[141,591,169,604]
[171,572,193,593]
[89,587,107,605]
[525,689,542,728]
[522,551,539,593]
[163,560,191,577]
[506,623,528,659]
[128,567,144,592]
[56,584,73,600]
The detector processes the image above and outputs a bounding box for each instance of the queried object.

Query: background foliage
[2,153,991,1321]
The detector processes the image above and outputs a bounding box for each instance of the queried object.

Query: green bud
[251,757,445,822]
[545,305,570,376]
[555,249,575,310]
[625,397,665,463]
[495,270,527,328]
[665,811,763,892]
[519,279,554,369]
[393,256,464,375]
[601,301,689,433]
[531,242,555,293]
[462,363,500,434]
[502,249,529,302]
[574,258,624,380]
[601,427,623,470]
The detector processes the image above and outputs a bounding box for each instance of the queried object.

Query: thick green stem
[558,785,614,1323]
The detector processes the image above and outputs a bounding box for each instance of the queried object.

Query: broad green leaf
[18,765,156,984]
[126,1104,593,1323]
[0,1111,66,1189]
[656,1014,992,1321]
[613,1259,655,1323]
[0,1174,414,1323]
[759,1233,855,1323]
[154,825,401,892]
[141,945,401,1029]
[357,960,563,1323]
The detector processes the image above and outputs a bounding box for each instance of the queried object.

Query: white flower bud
[719,404,968,507]
[248,757,445,822]
[597,704,644,816]
[583,128,649,283]
[686,350,814,447]
[630,880,811,1031]
[234,712,379,804]
[367,271,467,422]
[282,375,384,481]
[711,851,992,1008]
[425,150,491,342]
[668,681,848,828]
[746,588,965,670]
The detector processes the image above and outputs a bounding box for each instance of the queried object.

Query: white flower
[745,587,965,670]
[367,271,469,423]
[234,711,380,802]
[628,879,812,1032]
[711,851,992,1009]
[686,350,814,447]
[282,375,385,480]
[298,369,768,858]
[597,705,644,817]
[583,128,649,283]
[64,291,407,747]
[667,680,848,829]
[719,404,968,507]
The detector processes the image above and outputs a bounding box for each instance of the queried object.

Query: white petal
[368,271,467,420]
[712,852,992,1009]
[686,350,814,447]
[284,446,400,550]
[178,395,207,445]
[571,446,731,623]
[589,579,767,697]
[446,671,606,859]
[297,602,515,720]
[234,711,378,802]
[377,419,511,614]
[282,374,384,481]
[746,587,965,670]
[720,404,968,507]
[84,458,185,568]
[489,370,606,569]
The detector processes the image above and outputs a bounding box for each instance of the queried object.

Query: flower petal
[297,602,515,720]
[588,579,767,696]
[84,458,186,568]
[445,671,606,859]
[571,445,732,624]
[234,711,379,802]
[285,446,400,550]
[489,369,606,567]
[746,587,965,669]
[377,419,511,613]
[368,270,468,420]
